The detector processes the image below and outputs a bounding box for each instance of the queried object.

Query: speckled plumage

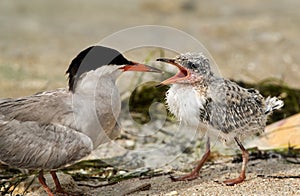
[158,52,284,185]
[165,53,282,142]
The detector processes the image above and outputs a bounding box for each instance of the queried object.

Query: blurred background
[1,0,300,164]
[0,1,300,195]
[0,0,299,98]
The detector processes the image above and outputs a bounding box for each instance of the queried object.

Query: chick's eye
[188,62,198,69]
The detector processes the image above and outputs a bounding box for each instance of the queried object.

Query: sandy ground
[10,157,300,195]
[91,158,300,196]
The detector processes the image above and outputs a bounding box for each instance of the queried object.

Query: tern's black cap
[66,45,132,92]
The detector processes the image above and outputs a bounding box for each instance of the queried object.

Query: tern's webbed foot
[170,172,199,181]
[223,175,245,186]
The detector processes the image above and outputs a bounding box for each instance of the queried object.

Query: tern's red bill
[120,61,162,73]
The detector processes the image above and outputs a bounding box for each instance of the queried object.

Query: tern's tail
[265,96,284,115]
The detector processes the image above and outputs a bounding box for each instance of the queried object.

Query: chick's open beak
[157,58,190,85]
[121,61,162,73]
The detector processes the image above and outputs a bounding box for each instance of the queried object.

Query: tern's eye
[188,61,198,69]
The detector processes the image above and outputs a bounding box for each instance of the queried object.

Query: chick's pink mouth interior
[176,67,188,78]
[159,61,190,85]
[168,63,189,80]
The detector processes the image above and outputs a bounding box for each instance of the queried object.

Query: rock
[165,190,179,196]
[248,113,300,149]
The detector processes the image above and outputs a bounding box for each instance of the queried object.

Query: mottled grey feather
[205,78,266,134]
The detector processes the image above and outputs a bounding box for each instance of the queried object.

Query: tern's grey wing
[206,79,266,134]
[0,117,93,169]
[0,88,72,125]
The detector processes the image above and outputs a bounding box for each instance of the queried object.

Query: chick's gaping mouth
[156,58,190,85]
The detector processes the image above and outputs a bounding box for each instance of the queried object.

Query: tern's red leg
[38,170,54,196]
[171,137,211,181]
[224,137,249,186]
[50,171,67,194]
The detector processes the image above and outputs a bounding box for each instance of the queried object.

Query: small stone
[125,140,135,149]
[166,190,178,196]
[117,170,127,175]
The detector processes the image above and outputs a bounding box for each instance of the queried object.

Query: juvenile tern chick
[157,52,283,185]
